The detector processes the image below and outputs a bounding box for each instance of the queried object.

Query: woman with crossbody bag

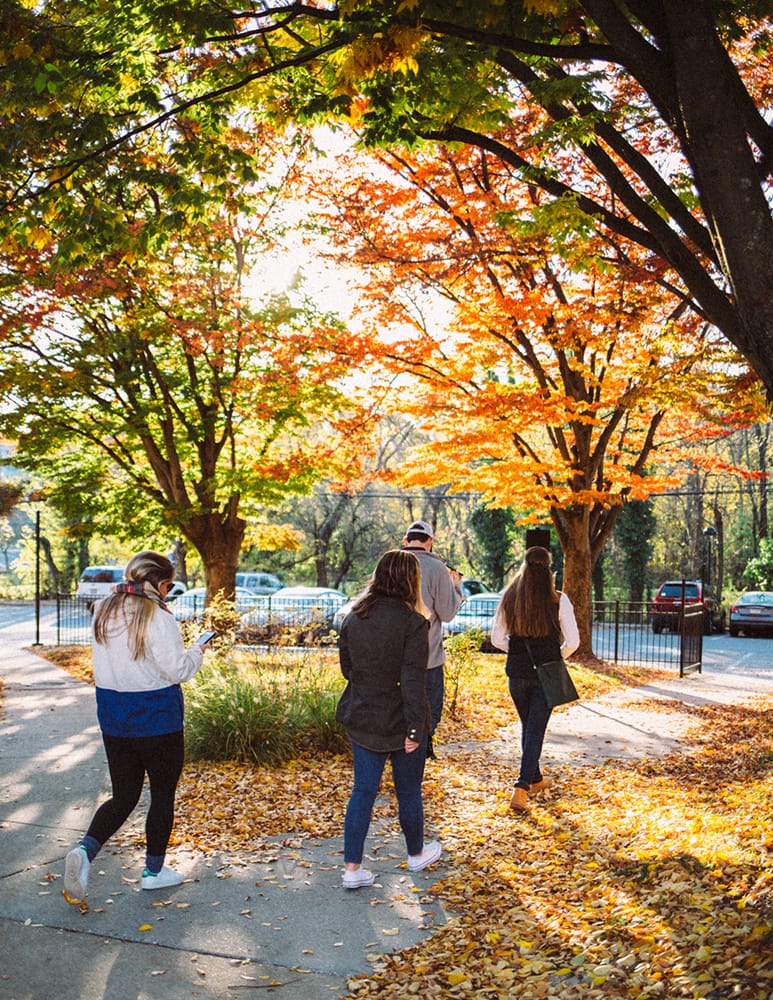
[490,546,580,811]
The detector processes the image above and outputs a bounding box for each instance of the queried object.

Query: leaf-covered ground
[30,646,773,998]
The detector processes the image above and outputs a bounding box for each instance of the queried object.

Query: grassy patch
[184,648,348,765]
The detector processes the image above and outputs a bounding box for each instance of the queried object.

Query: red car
[651,580,725,635]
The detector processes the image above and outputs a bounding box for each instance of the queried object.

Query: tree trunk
[181,510,245,603]
[713,507,724,603]
[660,0,773,395]
[39,535,62,597]
[552,507,594,659]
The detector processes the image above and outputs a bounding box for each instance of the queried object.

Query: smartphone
[195,629,217,646]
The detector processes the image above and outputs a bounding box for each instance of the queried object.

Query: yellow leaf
[447,972,467,985]
[138,924,154,932]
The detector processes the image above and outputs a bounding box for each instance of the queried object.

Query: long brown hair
[351,549,428,619]
[93,550,175,660]
[498,546,560,638]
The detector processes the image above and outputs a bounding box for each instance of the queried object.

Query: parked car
[166,581,187,601]
[460,578,491,598]
[728,591,773,637]
[235,571,283,595]
[239,586,348,645]
[76,565,125,600]
[651,579,725,635]
[443,592,503,652]
[171,586,261,621]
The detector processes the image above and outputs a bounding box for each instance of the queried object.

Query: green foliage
[469,505,517,590]
[0,480,23,518]
[742,537,773,590]
[614,499,656,602]
[184,650,348,765]
[444,629,483,719]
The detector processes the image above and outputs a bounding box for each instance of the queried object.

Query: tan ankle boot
[509,787,529,811]
[529,778,553,794]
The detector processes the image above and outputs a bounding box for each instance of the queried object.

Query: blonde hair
[352,549,428,619]
[498,546,560,638]
[93,551,175,660]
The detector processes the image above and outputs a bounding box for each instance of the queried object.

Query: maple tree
[2,2,772,401]
[0,125,358,598]
[311,141,766,654]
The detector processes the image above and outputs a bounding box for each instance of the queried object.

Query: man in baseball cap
[402,519,464,758]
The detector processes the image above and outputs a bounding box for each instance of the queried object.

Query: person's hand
[449,567,463,588]
[405,737,420,753]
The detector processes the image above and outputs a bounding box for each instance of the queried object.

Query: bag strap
[522,636,538,670]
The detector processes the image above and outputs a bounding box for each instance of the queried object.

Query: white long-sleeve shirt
[490,591,580,659]
[91,604,204,737]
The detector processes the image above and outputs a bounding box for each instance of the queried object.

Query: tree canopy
[0,123,357,596]
[308,138,766,652]
[3,1,772,395]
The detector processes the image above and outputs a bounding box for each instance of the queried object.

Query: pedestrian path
[1,643,772,1000]
[0,645,448,1000]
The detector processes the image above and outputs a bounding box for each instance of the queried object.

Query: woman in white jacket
[64,551,209,901]
[491,547,579,812]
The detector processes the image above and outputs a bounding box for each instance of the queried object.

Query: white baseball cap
[406,520,434,539]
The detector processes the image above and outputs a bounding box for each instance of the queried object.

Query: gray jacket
[402,547,464,669]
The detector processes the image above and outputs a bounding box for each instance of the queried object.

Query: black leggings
[86,731,185,857]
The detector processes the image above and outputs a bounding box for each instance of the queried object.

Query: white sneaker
[64,846,90,900]
[408,840,442,872]
[342,867,376,889]
[141,865,183,890]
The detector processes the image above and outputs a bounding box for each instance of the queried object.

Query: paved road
[701,630,773,676]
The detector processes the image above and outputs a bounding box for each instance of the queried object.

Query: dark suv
[651,580,725,635]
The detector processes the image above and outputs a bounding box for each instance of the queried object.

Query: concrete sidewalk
[1,645,772,1000]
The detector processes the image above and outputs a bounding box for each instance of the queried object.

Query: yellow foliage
[524,0,573,15]
[330,24,423,87]
[242,522,303,552]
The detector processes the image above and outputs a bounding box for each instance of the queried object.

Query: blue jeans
[344,738,427,863]
[508,676,552,790]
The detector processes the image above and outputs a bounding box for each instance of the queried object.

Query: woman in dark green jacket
[336,549,442,888]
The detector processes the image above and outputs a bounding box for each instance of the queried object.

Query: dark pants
[508,676,552,790]
[426,665,445,734]
[344,738,428,863]
[86,731,185,857]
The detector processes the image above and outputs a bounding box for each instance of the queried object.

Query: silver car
[443,593,503,652]
[239,586,348,645]
[729,591,773,637]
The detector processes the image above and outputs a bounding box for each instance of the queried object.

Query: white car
[171,586,261,621]
[239,586,348,644]
[76,566,125,600]
[235,571,283,595]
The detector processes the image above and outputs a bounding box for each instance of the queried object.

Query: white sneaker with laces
[408,840,442,872]
[141,865,184,890]
[342,867,376,889]
[64,846,90,899]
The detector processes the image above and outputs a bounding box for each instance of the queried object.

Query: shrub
[444,630,484,719]
[184,648,348,765]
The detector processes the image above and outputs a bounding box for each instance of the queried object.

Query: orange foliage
[306,137,766,650]
[315,141,763,516]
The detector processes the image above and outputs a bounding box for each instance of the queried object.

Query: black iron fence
[51,593,704,673]
[55,594,93,645]
[592,600,703,676]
